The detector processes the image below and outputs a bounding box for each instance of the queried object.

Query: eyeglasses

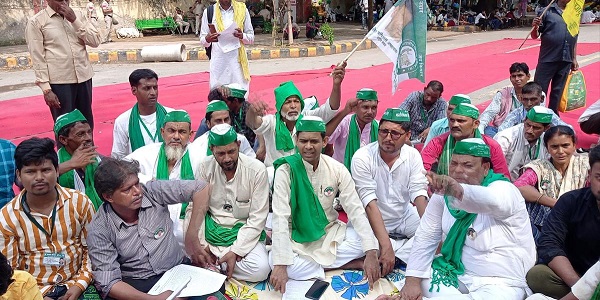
[378,129,408,140]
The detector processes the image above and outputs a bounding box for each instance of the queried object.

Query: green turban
[163,110,191,124]
[381,108,410,123]
[208,123,238,147]
[206,100,230,113]
[449,94,471,106]
[356,88,378,101]
[452,103,480,119]
[295,116,326,132]
[275,81,304,112]
[453,138,490,158]
[526,106,553,124]
[225,83,247,99]
[54,109,87,135]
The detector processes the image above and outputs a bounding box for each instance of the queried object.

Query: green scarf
[344,115,378,171]
[275,113,297,152]
[437,130,482,175]
[429,170,510,292]
[156,144,195,219]
[204,213,266,247]
[273,153,329,243]
[57,148,102,210]
[128,103,168,152]
[592,283,600,300]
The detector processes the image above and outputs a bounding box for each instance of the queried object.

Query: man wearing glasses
[351,108,428,277]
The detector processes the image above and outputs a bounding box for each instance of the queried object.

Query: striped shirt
[0,140,16,207]
[398,91,447,138]
[0,184,94,295]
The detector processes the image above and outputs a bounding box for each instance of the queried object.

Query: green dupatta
[128,103,168,152]
[57,147,102,210]
[204,213,266,247]
[156,145,194,219]
[344,115,378,171]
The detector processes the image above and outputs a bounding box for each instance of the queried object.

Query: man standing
[193,0,205,35]
[422,103,510,178]
[0,138,94,299]
[352,108,428,276]
[191,100,255,157]
[0,139,16,208]
[125,110,203,249]
[399,139,535,298]
[25,0,101,129]
[269,116,379,293]
[361,0,369,29]
[424,94,471,146]
[398,80,447,144]
[200,0,254,90]
[326,88,378,169]
[101,0,114,43]
[87,158,210,298]
[86,0,98,25]
[531,0,578,115]
[494,107,552,181]
[185,124,270,282]
[112,69,174,159]
[55,109,103,210]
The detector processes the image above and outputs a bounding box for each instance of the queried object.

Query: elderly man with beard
[55,109,103,210]
[125,110,203,249]
[395,138,535,299]
[494,106,553,181]
[351,108,428,277]
[185,124,270,282]
[325,88,379,170]
[422,103,510,178]
[190,100,255,158]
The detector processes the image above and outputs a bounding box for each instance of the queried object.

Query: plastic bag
[559,70,586,113]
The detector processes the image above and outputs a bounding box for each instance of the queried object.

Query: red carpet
[1,39,598,153]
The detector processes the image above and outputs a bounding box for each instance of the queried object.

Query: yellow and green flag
[562,0,584,36]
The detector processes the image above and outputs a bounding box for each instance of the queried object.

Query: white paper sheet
[148,264,226,297]
[282,280,314,300]
[218,22,242,53]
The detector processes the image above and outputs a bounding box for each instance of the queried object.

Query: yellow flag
[562,0,584,36]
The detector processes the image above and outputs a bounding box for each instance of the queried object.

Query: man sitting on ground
[87,158,210,299]
[398,80,447,144]
[283,16,300,39]
[269,117,379,293]
[0,137,94,299]
[352,108,428,276]
[185,124,270,282]
[424,94,471,146]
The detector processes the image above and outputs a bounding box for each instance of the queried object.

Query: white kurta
[406,181,536,295]
[199,5,254,90]
[111,106,174,159]
[271,154,378,267]
[190,131,256,158]
[352,143,428,233]
[255,100,338,167]
[124,142,205,249]
[494,123,549,181]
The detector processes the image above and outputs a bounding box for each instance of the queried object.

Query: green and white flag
[366,0,427,94]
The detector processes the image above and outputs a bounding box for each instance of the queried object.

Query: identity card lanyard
[528,138,541,160]
[140,120,158,142]
[21,193,58,237]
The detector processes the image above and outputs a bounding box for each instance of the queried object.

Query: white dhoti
[387,205,420,263]
[231,243,271,282]
[419,272,530,300]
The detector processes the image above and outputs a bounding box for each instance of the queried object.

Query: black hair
[522,81,543,96]
[543,125,577,147]
[379,119,411,132]
[426,80,444,93]
[509,62,530,75]
[14,137,58,170]
[57,120,90,139]
[589,145,600,168]
[94,158,140,201]
[208,88,223,101]
[0,252,14,296]
[129,69,158,87]
[296,131,327,139]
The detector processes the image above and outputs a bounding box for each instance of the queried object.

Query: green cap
[295,116,326,132]
[225,83,247,99]
[54,109,87,134]
[453,138,490,158]
[208,123,238,147]
[163,110,191,124]
[206,100,230,113]
[526,106,553,124]
[381,108,410,123]
[356,88,378,101]
[449,94,471,106]
[275,81,304,112]
[452,103,480,119]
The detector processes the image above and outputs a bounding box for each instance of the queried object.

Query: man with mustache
[55,109,103,210]
[398,80,447,144]
[494,107,553,181]
[0,137,94,300]
[351,108,428,277]
[325,88,379,170]
[112,69,174,159]
[125,110,203,249]
[497,82,569,132]
[185,124,270,282]
[421,103,510,178]
[424,94,471,146]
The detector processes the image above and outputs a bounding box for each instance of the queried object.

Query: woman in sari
[514,125,589,241]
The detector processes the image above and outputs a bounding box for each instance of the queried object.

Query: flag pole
[518,0,555,49]
[330,35,369,75]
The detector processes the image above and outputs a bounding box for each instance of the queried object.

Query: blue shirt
[0,139,16,207]
[398,91,447,138]
[538,3,578,63]
[497,105,570,133]
[424,117,449,147]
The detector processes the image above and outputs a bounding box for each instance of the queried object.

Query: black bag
[206,4,214,60]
